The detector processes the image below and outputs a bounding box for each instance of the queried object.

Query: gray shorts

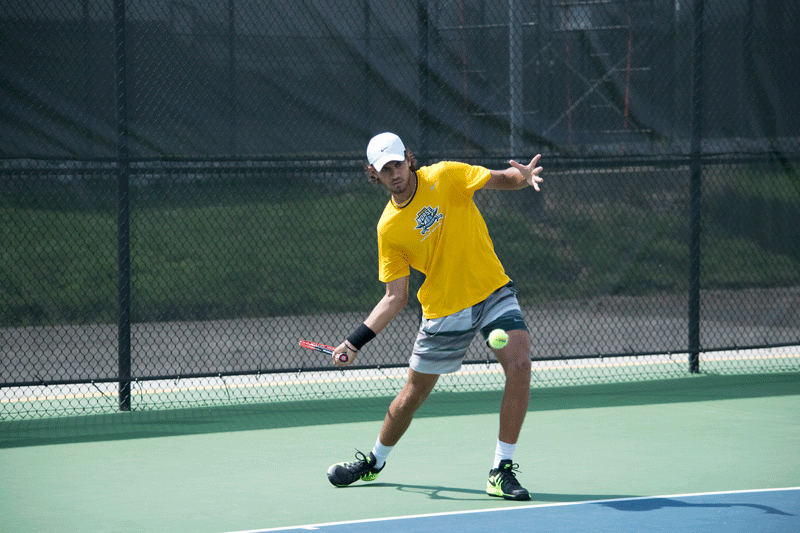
[409,282,528,374]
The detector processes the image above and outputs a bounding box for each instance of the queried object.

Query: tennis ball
[488,329,508,350]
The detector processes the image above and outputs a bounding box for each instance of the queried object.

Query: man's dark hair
[365,150,417,184]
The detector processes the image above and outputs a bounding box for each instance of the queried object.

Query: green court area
[1,372,798,533]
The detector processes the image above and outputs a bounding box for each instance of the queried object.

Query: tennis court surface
[1,372,798,533]
[235,488,799,533]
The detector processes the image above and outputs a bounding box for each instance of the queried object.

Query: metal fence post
[688,0,704,374]
[418,0,429,157]
[115,0,132,410]
[508,0,523,158]
[228,0,237,155]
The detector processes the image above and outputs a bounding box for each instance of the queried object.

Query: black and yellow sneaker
[486,460,531,501]
[327,451,384,487]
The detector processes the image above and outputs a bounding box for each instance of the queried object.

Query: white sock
[493,439,516,469]
[371,439,393,469]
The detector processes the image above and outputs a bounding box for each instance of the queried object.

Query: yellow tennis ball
[488,329,508,350]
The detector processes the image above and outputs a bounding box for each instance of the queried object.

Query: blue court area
[244,488,799,533]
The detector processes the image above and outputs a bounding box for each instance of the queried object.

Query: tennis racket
[299,340,349,363]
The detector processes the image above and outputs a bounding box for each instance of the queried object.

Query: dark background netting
[1,0,798,418]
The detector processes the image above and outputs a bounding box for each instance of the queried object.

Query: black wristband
[346,323,376,350]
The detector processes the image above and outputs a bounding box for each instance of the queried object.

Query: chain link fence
[2,0,799,419]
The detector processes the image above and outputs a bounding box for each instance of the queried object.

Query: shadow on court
[345,483,488,501]
[351,482,634,504]
[2,372,798,448]
[599,497,795,516]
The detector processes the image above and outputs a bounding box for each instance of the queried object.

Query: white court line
[221,486,800,533]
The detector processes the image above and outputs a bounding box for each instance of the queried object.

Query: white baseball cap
[367,132,406,171]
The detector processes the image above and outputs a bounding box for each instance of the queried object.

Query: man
[328,132,543,501]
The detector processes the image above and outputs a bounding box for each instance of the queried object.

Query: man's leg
[327,369,439,487]
[486,329,532,500]
[379,368,440,446]
[492,329,531,444]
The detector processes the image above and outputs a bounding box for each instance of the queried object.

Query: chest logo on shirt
[415,206,444,236]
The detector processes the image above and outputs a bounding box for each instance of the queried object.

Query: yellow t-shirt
[377,161,510,319]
